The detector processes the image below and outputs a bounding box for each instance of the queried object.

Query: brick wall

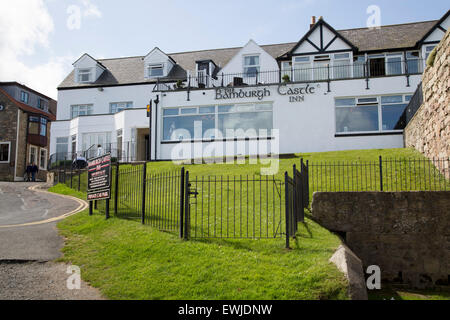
[312,192,450,289]
[404,30,450,177]
[0,92,18,181]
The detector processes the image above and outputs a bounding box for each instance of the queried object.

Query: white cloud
[0,0,72,99]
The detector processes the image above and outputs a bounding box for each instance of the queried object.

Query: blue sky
[0,0,448,99]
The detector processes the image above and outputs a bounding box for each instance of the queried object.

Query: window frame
[29,145,38,165]
[39,148,48,170]
[332,53,352,79]
[243,54,260,78]
[0,142,11,163]
[20,91,29,104]
[110,101,133,114]
[335,94,411,135]
[37,98,48,110]
[78,68,92,83]
[292,56,312,82]
[148,64,164,78]
[71,104,94,119]
[161,103,274,142]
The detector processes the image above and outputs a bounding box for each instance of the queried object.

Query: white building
[51,11,450,163]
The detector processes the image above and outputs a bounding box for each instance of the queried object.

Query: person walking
[25,163,32,182]
[31,162,39,182]
[97,144,103,157]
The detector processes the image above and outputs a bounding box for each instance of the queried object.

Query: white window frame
[78,68,92,83]
[332,53,352,79]
[385,53,404,76]
[148,64,164,78]
[29,145,38,165]
[39,148,48,170]
[292,56,312,82]
[0,142,11,163]
[335,94,411,135]
[110,102,133,114]
[161,103,274,142]
[71,104,94,119]
[405,51,420,74]
[243,54,260,77]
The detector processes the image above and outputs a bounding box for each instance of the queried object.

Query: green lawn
[52,184,348,300]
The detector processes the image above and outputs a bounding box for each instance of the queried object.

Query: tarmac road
[0,182,103,300]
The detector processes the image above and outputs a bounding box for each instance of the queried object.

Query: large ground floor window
[162,103,273,141]
[82,132,112,151]
[335,94,412,134]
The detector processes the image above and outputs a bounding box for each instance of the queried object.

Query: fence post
[184,170,190,240]
[179,167,185,239]
[379,156,383,191]
[105,198,110,220]
[78,169,81,191]
[70,165,73,189]
[284,172,290,249]
[293,164,298,221]
[141,163,147,224]
[365,60,370,90]
[114,162,119,216]
[327,64,331,92]
[63,157,66,184]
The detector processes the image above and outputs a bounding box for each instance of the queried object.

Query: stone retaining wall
[311,191,450,289]
[404,30,450,178]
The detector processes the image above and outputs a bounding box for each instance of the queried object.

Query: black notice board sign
[87,153,112,201]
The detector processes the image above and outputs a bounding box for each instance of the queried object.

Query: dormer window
[243,55,260,77]
[148,64,164,78]
[78,69,92,83]
[20,91,29,103]
[37,98,48,111]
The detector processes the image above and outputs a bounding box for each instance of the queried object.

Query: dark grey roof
[338,20,437,52]
[58,19,439,89]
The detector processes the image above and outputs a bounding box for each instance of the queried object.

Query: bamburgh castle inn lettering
[50,11,450,162]
[215,84,317,103]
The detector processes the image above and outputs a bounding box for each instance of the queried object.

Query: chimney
[319,16,323,21]
[310,16,316,29]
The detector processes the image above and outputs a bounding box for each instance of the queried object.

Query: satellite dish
[0,104,4,111]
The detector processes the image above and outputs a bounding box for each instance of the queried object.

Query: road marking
[0,184,88,229]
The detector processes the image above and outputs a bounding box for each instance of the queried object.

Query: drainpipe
[14,109,20,180]
[153,95,160,161]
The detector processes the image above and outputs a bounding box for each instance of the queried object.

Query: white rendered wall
[57,84,157,120]
[157,74,422,160]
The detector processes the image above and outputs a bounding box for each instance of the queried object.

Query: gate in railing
[183,172,285,240]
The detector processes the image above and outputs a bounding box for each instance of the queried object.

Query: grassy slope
[53,185,347,300]
[52,148,443,300]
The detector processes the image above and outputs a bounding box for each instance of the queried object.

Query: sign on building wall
[214,83,319,103]
[87,153,111,201]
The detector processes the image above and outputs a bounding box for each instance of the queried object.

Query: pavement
[0,182,104,300]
